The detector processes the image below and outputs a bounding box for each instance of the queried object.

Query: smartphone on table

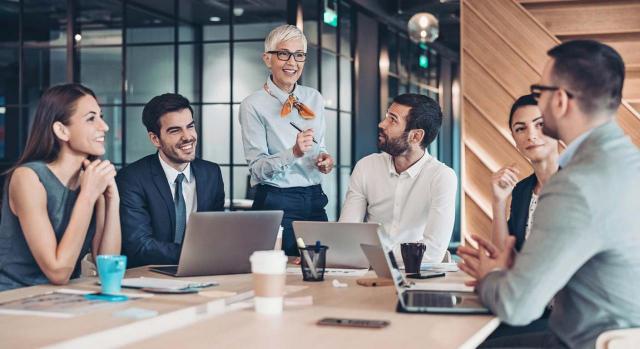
[317,318,390,329]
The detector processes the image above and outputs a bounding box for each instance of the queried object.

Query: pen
[297,237,319,279]
[289,121,318,144]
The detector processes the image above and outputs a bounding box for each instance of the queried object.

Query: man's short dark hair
[547,40,624,116]
[509,94,538,127]
[393,93,442,148]
[142,93,194,135]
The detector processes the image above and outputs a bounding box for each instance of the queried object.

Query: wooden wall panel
[464,194,492,241]
[461,0,640,241]
[466,0,556,73]
[559,33,640,67]
[462,4,541,94]
[618,105,640,147]
[524,1,640,36]
[463,98,532,174]
[464,147,496,215]
[463,54,520,132]
[623,69,640,101]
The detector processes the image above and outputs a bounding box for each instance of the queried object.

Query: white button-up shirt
[339,151,457,262]
[158,154,197,223]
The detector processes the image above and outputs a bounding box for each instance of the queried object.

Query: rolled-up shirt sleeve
[239,100,297,184]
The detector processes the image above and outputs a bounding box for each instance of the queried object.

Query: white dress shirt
[158,154,197,223]
[339,151,457,262]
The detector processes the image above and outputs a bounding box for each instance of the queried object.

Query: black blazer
[116,154,225,267]
[507,173,537,252]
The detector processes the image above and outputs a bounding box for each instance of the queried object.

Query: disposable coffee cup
[400,242,426,274]
[250,250,287,315]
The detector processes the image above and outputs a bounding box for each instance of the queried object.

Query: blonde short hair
[264,24,307,52]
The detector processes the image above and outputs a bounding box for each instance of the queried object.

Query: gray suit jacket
[478,121,640,348]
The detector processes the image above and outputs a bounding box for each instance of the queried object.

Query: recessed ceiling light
[209,16,221,22]
[74,33,82,41]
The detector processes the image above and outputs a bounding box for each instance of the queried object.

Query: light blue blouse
[239,76,328,188]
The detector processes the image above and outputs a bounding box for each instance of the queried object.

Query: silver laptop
[380,246,490,314]
[360,243,393,279]
[151,211,283,277]
[292,222,381,268]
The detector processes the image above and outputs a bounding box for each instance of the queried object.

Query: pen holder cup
[298,245,328,281]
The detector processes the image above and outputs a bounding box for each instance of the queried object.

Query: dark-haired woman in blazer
[491,94,560,251]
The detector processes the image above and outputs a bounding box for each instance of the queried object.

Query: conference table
[0,267,499,349]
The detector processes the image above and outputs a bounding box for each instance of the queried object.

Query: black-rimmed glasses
[267,50,307,62]
[530,84,574,101]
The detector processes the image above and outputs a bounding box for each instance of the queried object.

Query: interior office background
[0,0,462,243]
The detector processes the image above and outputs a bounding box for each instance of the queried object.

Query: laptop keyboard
[404,291,456,308]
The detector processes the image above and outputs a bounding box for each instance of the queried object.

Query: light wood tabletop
[0,267,499,349]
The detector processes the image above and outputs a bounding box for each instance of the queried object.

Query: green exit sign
[419,55,429,68]
[323,9,338,27]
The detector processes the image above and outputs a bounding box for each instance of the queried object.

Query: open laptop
[381,246,490,314]
[151,211,283,277]
[360,243,393,279]
[292,221,381,268]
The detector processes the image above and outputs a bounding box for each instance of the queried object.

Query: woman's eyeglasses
[267,50,307,62]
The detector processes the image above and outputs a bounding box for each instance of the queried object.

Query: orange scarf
[263,83,315,119]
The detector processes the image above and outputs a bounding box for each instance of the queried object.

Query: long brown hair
[4,83,98,185]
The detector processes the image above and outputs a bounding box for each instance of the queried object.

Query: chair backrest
[596,328,640,349]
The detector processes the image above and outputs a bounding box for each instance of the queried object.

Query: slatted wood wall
[460,0,640,240]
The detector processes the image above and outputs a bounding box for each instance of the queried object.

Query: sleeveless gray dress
[0,161,96,291]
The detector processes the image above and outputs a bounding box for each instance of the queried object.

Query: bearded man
[339,93,457,263]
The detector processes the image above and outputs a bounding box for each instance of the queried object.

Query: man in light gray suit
[458,40,640,348]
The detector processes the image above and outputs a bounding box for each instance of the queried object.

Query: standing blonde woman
[239,25,333,257]
[0,84,121,291]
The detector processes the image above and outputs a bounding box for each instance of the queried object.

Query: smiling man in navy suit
[117,93,225,267]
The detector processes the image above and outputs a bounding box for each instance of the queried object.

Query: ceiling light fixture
[408,12,439,43]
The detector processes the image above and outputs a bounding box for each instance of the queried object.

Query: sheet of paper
[0,290,122,318]
[121,277,217,290]
[286,268,369,277]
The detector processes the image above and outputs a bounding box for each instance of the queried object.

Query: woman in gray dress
[0,83,121,291]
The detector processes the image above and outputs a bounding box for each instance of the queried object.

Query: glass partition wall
[0,0,447,222]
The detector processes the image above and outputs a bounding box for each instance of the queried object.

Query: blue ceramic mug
[97,255,127,295]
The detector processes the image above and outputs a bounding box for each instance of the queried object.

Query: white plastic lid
[250,250,287,274]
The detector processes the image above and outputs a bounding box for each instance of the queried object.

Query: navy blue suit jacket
[116,154,225,267]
